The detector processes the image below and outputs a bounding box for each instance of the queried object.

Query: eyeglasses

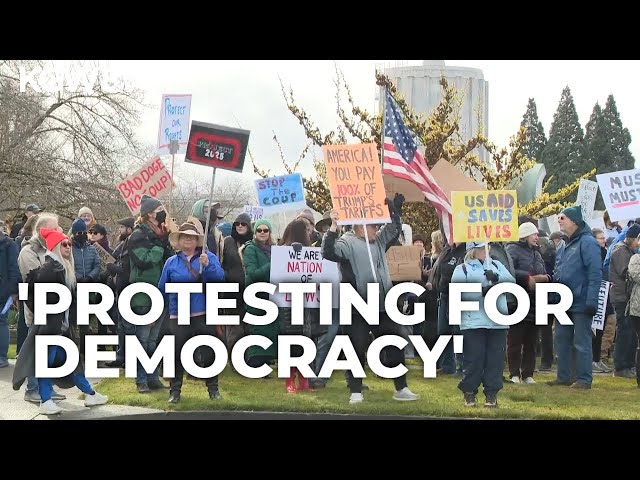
[88,230,98,235]
[234,222,248,227]
[256,228,270,234]
[61,241,71,247]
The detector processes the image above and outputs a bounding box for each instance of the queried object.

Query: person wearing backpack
[608,224,640,378]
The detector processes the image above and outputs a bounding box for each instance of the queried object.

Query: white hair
[34,213,59,238]
[48,242,76,290]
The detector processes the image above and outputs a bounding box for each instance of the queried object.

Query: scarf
[257,240,272,259]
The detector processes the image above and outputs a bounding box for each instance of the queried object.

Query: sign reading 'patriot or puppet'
[452,190,519,242]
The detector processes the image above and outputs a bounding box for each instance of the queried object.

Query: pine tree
[602,94,635,171]
[584,102,610,209]
[541,86,592,201]
[519,98,547,161]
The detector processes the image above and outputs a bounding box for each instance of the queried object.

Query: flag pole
[379,85,386,168]
[362,208,377,283]
[201,167,217,273]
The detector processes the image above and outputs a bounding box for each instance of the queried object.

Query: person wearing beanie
[128,195,173,393]
[191,199,224,257]
[505,221,549,384]
[220,212,254,354]
[297,208,321,245]
[12,227,108,415]
[608,222,640,378]
[549,206,603,389]
[78,206,96,229]
[242,217,279,370]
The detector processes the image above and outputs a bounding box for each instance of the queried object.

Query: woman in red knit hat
[12,228,108,415]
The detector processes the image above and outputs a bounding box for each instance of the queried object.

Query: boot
[296,368,310,391]
[286,369,298,393]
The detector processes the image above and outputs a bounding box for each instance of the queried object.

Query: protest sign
[157,94,191,155]
[386,246,423,282]
[185,121,250,173]
[255,173,305,211]
[116,157,175,215]
[323,143,390,225]
[243,205,264,223]
[596,168,640,222]
[592,281,611,331]
[94,242,115,271]
[577,179,599,224]
[269,246,340,308]
[452,190,519,242]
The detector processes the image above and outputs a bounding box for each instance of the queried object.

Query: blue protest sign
[255,173,305,211]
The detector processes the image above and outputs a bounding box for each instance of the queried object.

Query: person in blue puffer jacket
[157,220,225,404]
[548,205,602,389]
[451,241,515,409]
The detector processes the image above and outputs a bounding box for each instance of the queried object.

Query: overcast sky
[106,60,640,185]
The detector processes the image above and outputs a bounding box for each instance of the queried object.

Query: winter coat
[243,240,279,360]
[17,236,49,326]
[222,236,246,288]
[505,241,546,321]
[450,258,515,330]
[128,223,174,308]
[553,224,603,314]
[608,241,635,306]
[158,249,225,319]
[0,235,19,307]
[72,242,101,281]
[12,256,83,391]
[626,254,640,317]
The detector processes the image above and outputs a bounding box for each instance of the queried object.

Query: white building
[379,60,489,162]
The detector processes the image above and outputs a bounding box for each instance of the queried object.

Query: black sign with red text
[185,121,250,173]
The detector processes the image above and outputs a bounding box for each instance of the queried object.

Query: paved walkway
[0,359,162,420]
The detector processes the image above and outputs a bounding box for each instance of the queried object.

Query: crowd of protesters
[2,195,640,414]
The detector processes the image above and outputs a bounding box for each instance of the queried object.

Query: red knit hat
[40,228,68,251]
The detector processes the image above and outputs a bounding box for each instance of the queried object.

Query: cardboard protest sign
[243,205,264,223]
[596,168,640,222]
[255,173,305,211]
[158,94,191,155]
[269,246,340,308]
[452,190,518,242]
[323,143,390,225]
[592,281,611,331]
[185,121,250,173]
[386,246,423,282]
[116,157,175,215]
[577,179,599,224]
[94,242,115,271]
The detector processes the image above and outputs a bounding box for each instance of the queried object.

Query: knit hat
[78,206,93,217]
[117,217,135,229]
[26,204,41,213]
[234,212,252,225]
[626,224,640,239]
[71,218,87,234]
[191,199,222,223]
[549,231,563,241]
[297,208,315,225]
[254,218,273,233]
[518,222,539,239]
[561,206,584,227]
[40,228,68,251]
[140,194,162,216]
[412,233,426,244]
[466,241,486,251]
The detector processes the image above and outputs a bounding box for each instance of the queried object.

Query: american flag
[382,88,454,243]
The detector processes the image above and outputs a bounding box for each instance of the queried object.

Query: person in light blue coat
[451,242,515,408]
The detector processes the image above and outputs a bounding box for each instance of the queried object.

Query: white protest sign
[577,179,598,225]
[269,246,340,308]
[592,280,611,331]
[158,94,192,155]
[243,205,264,223]
[596,168,640,222]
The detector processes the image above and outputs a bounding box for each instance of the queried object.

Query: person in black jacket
[505,222,550,384]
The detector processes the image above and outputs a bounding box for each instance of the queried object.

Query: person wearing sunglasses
[548,206,602,389]
[221,213,254,354]
[87,224,112,255]
[242,218,279,370]
[13,228,108,415]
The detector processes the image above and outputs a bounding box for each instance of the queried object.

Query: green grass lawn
[8,344,16,360]
[96,364,640,419]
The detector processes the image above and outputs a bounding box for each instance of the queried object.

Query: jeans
[458,328,507,396]
[116,309,136,362]
[17,301,28,355]
[555,311,593,385]
[313,309,341,384]
[437,293,462,373]
[133,306,165,385]
[0,310,8,361]
[613,303,638,372]
[38,345,93,402]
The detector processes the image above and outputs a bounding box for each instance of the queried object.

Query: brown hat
[315,211,332,232]
[297,208,315,226]
[169,221,204,250]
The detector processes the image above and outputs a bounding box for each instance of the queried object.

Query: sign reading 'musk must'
[185,120,250,173]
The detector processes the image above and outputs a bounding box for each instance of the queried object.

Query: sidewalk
[0,359,162,420]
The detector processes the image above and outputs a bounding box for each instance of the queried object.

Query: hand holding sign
[200,253,209,268]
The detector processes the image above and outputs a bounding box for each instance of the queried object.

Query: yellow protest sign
[323,143,390,225]
[452,190,519,242]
